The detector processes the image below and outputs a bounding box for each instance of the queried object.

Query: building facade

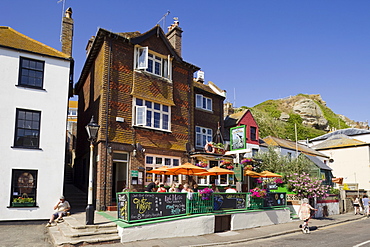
[0,20,73,220]
[74,21,226,210]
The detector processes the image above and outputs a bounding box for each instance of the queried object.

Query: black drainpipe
[103,36,112,210]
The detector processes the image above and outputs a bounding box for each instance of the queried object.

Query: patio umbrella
[146,166,177,175]
[244,170,262,178]
[259,170,282,178]
[166,163,208,175]
[204,166,234,175]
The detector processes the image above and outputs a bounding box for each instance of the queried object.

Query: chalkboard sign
[264,192,286,207]
[214,193,247,210]
[117,192,187,222]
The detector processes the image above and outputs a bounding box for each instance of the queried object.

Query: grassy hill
[236,94,350,140]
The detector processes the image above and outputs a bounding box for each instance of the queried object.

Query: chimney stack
[166,17,182,57]
[61,7,74,56]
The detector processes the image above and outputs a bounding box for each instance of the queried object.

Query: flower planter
[12,202,35,207]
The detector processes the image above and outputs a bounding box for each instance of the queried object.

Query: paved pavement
[0,211,365,247]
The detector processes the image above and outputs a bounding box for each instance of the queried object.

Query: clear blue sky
[3,0,370,123]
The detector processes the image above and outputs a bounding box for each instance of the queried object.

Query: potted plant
[195,161,208,168]
[199,188,213,200]
[12,197,35,207]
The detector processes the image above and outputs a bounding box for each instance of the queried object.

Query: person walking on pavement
[46,196,71,227]
[298,198,317,233]
[362,195,369,217]
[353,197,361,215]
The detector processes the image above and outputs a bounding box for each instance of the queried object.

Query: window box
[11,202,35,207]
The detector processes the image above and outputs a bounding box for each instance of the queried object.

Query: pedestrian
[298,198,317,233]
[353,197,361,215]
[362,195,369,217]
[46,196,71,227]
[168,183,177,192]
[145,180,159,192]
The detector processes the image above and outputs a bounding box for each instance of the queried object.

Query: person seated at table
[157,183,167,192]
[145,180,159,192]
[176,184,183,192]
[225,185,237,193]
[168,183,177,192]
[192,183,199,192]
[181,183,193,192]
[211,183,220,192]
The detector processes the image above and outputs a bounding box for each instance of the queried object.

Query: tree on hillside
[254,146,312,177]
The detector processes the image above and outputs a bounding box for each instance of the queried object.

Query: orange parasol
[204,166,234,175]
[244,170,262,178]
[166,162,208,176]
[146,166,177,175]
[259,170,282,178]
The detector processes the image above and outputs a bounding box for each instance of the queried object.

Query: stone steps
[48,213,120,246]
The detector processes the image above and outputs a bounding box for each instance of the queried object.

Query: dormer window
[135,46,171,80]
[196,94,212,111]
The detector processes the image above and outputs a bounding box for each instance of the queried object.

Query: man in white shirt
[46,196,71,227]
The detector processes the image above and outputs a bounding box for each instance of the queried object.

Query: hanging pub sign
[230,125,246,151]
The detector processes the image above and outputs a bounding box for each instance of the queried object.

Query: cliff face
[292,98,328,130]
[237,94,368,140]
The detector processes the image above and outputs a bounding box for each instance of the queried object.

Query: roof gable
[310,128,370,142]
[263,136,328,158]
[130,25,181,61]
[225,109,258,128]
[311,135,368,150]
[0,26,70,59]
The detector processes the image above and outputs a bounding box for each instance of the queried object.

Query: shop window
[10,169,37,207]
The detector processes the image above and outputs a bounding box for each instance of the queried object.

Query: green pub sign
[230,125,246,151]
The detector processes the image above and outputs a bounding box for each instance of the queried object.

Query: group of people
[353,194,369,216]
[144,180,237,193]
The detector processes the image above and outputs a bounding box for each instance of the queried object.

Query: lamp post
[85,116,100,225]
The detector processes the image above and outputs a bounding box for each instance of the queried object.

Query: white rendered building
[0,24,73,220]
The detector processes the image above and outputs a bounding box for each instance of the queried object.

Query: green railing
[117,192,287,223]
[186,193,214,214]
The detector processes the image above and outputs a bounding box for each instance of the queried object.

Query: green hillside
[237,94,350,140]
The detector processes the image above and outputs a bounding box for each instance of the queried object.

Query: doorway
[112,153,129,202]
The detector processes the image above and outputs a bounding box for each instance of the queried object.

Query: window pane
[165,158,171,166]
[196,126,201,133]
[156,157,162,164]
[154,112,160,128]
[145,101,152,108]
[173,159,179,166]
[154,103,160,110]
[136,98,143,106]
[163,105,169,112]
[207,98,212,110]
[146,156,153,164]
[163,114,169,130]
[154,61,161,75]
[146,111,152,127]
[147,59,153,73]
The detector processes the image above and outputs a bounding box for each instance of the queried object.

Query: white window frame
[145,154,180,185]
[133,98,171,132]
[195,94,212,111]
[135,46,172,81]
[195,126,213,148]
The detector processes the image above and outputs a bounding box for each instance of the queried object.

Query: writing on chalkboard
[117,192,187,222]
[214,193,247,210]
[133,198,152,214]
